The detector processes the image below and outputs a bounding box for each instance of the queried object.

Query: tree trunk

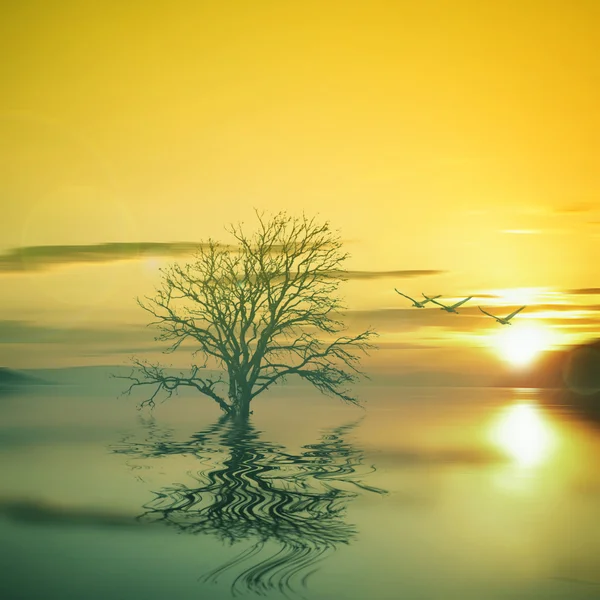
[230,392,251,420]
[226,369,251,419]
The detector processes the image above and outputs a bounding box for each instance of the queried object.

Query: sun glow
[489,287,545,306]
[492,324,553,367]
[490,403,556,467]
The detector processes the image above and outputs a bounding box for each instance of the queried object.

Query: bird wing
[506,306,526,320]
[429,298,447,308]
[478,306,496,318]
[422,294,441,302]
[395,289,416,303]
[451,296,473,309]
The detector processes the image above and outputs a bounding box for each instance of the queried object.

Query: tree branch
[117,359,231,413]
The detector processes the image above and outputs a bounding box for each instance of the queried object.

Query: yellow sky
[1,0,598,370]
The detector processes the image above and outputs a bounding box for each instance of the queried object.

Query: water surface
[1,379,599,599]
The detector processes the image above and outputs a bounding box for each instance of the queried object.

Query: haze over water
[1,374,599,600]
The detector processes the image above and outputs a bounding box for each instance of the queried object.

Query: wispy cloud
[471,294,501,299]
[329,270,444,280]
[517,303,600,313]
[555,203,595,214]
[567,288,600,296]
[344,303,600,333]
[375,342,442,350]
[0,242,209,273]
[0,243,444,281]
[0,320,151,345]
[345,307,481,333]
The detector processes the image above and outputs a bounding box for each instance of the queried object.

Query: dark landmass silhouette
[498,339,600,422]
[0,367,43,392]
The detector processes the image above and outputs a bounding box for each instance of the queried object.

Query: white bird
[427,295,473,314]
[479,305,526,325]
[395,290,441,308]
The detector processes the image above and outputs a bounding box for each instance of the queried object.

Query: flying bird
[427,295,473,314]
[478,305,526,325]
[395,290,441,308]
[421,293,440,303]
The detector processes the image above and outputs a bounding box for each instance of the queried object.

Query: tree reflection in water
[113,416,386,596]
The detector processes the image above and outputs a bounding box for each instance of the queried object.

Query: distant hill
[24,365,224,386]
[559,339,600,422]
[498,340,600,422]
[0,367,42,391]
[562,339,600,393]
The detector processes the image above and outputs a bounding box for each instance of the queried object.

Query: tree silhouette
[112,417,386,597]
[123,212,376,418]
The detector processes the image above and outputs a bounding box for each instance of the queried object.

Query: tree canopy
[124,212,377,418]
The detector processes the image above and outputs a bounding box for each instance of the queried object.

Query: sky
[1,0,599,375]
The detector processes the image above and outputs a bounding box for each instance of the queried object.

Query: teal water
[1,378,599,599]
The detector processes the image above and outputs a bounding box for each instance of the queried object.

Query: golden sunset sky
[1,1,598,373]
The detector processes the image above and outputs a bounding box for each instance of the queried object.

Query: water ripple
[112,416,387,597]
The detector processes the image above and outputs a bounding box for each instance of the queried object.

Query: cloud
[344,307,482,333]
[344,303,600,333]
[0,320,152,345]
[3,301,599,351]
[546,317,600,328]
[0,242,213,273]
[327,269,445,280]
[549,577,600,587]
[470,294,501,299]
[81,346,161,357]
[566,288,600,296]
[555,203,595,214]
[375,342,442,350]
[525,303,600,312]
[0,244,444,281]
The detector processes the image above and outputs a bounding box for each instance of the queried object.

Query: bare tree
[123,212,377,418]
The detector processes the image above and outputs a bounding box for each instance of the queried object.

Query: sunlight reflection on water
[489,402,557,468]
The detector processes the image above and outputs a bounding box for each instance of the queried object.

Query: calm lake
[1,372,599,599]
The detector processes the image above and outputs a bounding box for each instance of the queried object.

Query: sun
[492,324,552,367]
